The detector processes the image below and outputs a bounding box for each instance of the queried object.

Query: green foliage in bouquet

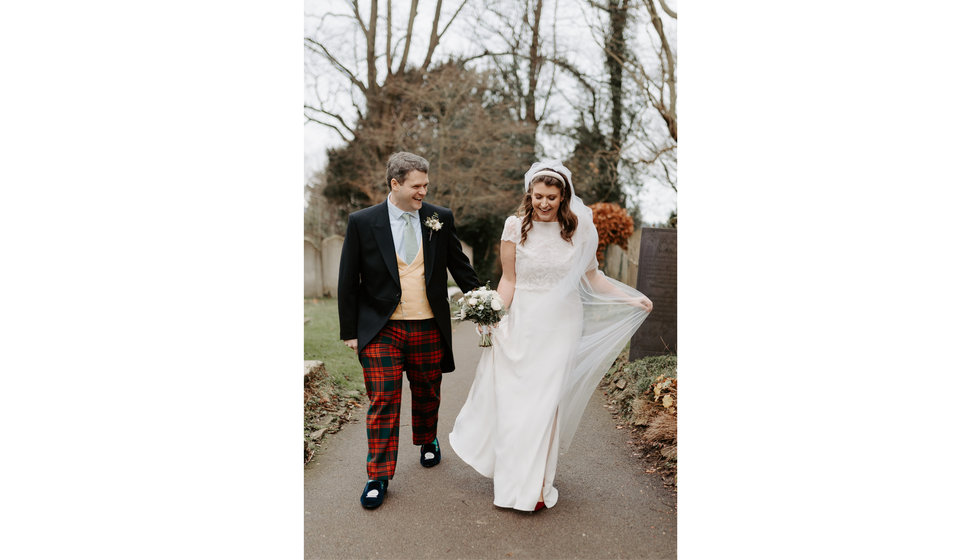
[454,284,506,324]
[452,284,507,346]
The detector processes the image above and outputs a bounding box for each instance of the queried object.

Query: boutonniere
[424,214,443,241]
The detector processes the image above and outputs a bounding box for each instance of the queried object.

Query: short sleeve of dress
[500,215,521,244]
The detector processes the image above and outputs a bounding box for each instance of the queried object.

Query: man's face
[390,169,429,212]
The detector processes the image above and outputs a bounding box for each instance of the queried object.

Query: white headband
[528,169,566,189]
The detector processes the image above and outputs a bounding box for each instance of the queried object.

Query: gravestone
[321,235,345,298]
[304,237,324,298]
[629,228,677,358]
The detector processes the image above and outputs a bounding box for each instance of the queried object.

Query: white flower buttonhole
[424,215,443,240]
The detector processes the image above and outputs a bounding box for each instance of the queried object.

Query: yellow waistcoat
[389,248,434,320]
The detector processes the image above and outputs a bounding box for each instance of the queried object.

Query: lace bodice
[501,216,594,291]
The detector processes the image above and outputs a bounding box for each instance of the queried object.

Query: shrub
[304,362,332,464]
[304,361,364,465]
[589,202,634,266]
[604,353,678,484]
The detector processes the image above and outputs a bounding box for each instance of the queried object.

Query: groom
[337,151,482,509]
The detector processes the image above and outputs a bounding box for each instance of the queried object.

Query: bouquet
[455,285,506,347]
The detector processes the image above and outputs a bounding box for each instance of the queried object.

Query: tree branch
[437,0,469,41]
[643,0,676,139]
[385,0,393,74]
[421,0,443,71]
[366,0,378,92]
[525,0,544,126]
[397,0,420,75]
[304,38,368,94]
[350,0,369,36]
[421,0,470,71]
[657,0,676,19]
[661,159,677,192]
[630,143,676,167]
[304,115,354,142]
[304,105,357,136]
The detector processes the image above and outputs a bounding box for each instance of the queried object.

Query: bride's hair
[518,169,577,245]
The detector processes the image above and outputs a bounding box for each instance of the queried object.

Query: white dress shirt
[386,194,422,263]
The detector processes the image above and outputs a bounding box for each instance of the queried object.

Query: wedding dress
[449,160,650,511]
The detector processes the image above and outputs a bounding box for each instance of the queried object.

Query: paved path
[305,325,677,559]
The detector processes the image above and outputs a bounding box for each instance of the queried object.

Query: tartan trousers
[359,319,444,480]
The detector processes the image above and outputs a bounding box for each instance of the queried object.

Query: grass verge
[304,297,365,464]
[304,298,365,392]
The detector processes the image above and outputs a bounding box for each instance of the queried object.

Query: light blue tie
[401,213,418,263]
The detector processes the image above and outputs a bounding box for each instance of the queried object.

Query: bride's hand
[630,296,653,313]
[476,324,494,336]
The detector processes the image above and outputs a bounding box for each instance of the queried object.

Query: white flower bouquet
[455,285,506,347]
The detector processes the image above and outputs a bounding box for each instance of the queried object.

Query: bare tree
[305,0,677,228]
[304,0,472,140]
[458,0,558,145]
[320,62,533,278]
[573,0,676,201]
[640,0,676,141]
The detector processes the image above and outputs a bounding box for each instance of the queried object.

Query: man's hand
[344,339,358,352]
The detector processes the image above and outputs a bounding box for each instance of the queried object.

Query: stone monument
[304,236,324,298]
[629,228,677,358]
[321,235,345,298]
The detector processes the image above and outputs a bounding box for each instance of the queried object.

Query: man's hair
[386,152,429,189]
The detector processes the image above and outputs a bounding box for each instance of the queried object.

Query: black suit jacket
[337,200,482,373]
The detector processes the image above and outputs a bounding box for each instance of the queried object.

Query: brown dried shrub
[589,202,634,266]
[603,353,677,484]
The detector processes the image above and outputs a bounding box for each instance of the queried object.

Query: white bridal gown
[450,217,590,511]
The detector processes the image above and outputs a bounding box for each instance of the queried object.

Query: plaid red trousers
[359,319,444,480]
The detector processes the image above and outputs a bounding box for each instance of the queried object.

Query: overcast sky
[304,0,677,226]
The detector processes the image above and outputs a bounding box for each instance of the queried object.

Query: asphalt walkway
[304,325,677,559]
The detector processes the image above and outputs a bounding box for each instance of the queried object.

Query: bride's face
[530,182,562,222]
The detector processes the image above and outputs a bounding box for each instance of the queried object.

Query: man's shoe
[360,479,388,509]
[420,437,441,468]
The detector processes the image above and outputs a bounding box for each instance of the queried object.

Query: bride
[449,160,652,512]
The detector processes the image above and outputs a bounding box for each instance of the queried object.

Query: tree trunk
[525,0,544,131]
[604,0,629,205]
